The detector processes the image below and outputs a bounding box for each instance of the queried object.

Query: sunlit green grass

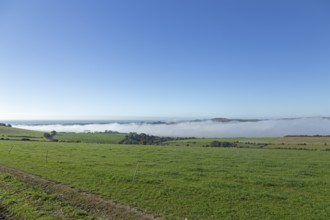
[0,172,100,219]
[168,136,330,150]
[0,126,44,141]
[55,132,126,144]
[0,140,329,219]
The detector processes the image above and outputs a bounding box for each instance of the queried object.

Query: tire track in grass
[0,164,159,220]
[0,205,8,220]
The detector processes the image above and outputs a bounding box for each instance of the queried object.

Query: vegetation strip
[0,164,158,220]
[0,172,100,219]
[0,205,9,220]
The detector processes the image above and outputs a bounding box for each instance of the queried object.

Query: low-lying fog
[14,117,330,137]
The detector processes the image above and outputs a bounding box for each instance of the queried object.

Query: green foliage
[43,133,51,139]
[208,141,237,148]
[43,131,58,141]
[0,140,329,219]
[50,130,57,136]
[119,132,170,145]
[119,132,190,145]
[0,123,11,127]
[104,130,119,134]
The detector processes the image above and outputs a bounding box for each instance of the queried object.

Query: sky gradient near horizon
[1,0,329,120]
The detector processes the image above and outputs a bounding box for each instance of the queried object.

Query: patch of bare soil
[0,165,159,220]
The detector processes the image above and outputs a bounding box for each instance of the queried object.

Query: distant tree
[209,141,237,148]
[119,132,183,145]
[44,132,58,142]
[50,130,57,137]
[44,133,51,139]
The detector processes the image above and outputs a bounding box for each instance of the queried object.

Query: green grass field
[0,126,125,144]
[0,139,329,219]
[0,126,44,141]
[55,132,126,144]
[168,136,330,150]
[0,172,99,219]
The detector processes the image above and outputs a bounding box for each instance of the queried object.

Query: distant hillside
[210,118,262,123]
[144,117,327,124]
[0,125,44,141]
[140,118,263,125]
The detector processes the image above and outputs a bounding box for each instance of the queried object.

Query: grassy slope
[167,136,330,150]
[55,132,126,144]
[0,140,329,219]
[0,172,100,219]
[0,126,44,141]
[0,126,125,143]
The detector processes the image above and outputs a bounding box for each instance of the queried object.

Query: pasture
[0,172,98,219]
[0,139,329,219]
[168,136,330,150]
[55,132,126,144]
[0,126,44,141]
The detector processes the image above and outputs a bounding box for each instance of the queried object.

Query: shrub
[209,141,237,148]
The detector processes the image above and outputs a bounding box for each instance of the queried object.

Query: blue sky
[0,0,329,120]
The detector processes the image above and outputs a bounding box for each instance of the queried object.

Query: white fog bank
[13,118,330,138]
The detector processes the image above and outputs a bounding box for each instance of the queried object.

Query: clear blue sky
[1,0,329,120]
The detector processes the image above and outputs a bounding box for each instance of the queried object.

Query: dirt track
[0,205,8,220]
[0,164,159,220]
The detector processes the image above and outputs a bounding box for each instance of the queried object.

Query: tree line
[205,141,237,148]
[0,123,12,127]
[119,132,193,145]
[43,130,58,141]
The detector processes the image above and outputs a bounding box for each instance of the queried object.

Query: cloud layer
[13,118,330,138]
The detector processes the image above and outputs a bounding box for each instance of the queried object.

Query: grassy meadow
[0,172,98,219]
[168,136,330,150]
[0,135,329,219]
[0,126,44,141]
[55,132,126,144]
